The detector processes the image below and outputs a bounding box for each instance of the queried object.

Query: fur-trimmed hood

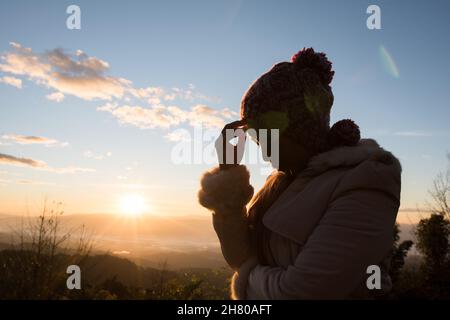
[303,138,402,178]
[262,138,402,246]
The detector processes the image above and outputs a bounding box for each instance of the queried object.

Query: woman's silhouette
[198,48,401,299]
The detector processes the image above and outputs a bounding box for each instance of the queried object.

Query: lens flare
[379,45,400,78]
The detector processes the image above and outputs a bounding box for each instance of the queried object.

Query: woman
[198,48,401,299]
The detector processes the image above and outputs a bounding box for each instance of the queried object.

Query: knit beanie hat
[241,48,360,152]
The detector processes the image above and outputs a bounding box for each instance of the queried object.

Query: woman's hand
[215,120,247,170]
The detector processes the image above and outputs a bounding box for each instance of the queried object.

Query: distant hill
[0,213,420,269]
[0,213,226,269]
[0,213,217,245]
[80,254,176,287]
[129,248,226,269]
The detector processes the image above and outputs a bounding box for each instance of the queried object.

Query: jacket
[198,139,401,299]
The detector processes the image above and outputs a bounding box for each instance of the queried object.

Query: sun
[119,194,147,216]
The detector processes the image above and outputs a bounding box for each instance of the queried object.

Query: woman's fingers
[221,119,247,134]
[233,128,246,165]
[216,119,248,169]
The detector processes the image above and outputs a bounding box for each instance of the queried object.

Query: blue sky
[0,0,449,219]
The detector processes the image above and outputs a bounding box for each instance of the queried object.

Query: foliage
[428,153,450,220]
[415,214,449,272]
[0,201,91,299]
[389,223,413,283]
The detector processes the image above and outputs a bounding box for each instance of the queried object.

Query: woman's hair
[247,170,296,265]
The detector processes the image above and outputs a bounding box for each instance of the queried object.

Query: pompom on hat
[328,119,361,148]
[291,47,334,86]
[241,47,360,152]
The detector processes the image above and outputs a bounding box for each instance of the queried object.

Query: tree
[415,213,449,275]
[429,153,450,220]
[98,276,130,299]
[0,200,92,299]
[420,153,450,275]
[414,213,450,299]
[389,223,413,283]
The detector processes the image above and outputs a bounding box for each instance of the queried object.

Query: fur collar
[261,138,401,246]
[302,139,401,177]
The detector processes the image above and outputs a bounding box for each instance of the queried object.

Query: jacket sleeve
[198,165,254,270]
[233,159,401,299]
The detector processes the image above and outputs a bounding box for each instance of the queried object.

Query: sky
[0,0,449,223]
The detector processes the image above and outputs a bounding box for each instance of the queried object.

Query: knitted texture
[240,48,335,153]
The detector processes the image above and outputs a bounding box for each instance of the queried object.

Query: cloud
[96,102,117,112]
[46,91,65,102]
[113,250,130,255]
[16,179,54,186]
[128,84,220,104]
[2,134,68,147]
[0,75,22,88]
[1,42,234,136]
[84,150,112,160]
[1,43,218,104]
[170,85,221,103]
[98,103,237,129]
[0,152,94,174]
[128,86,165,100]
[0,42,51,79]
[47,166,96,174]
[0,153,46,168]
[0,42,129,101]
[97,103,184,129]
[394,131,432,137]
[165,129,191,142]
[187,104,237,127]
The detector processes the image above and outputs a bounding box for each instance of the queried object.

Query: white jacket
[198,139,401,299]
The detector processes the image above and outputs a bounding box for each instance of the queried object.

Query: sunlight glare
[119,194,147,216]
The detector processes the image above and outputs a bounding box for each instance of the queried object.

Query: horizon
[0,208,433,224]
